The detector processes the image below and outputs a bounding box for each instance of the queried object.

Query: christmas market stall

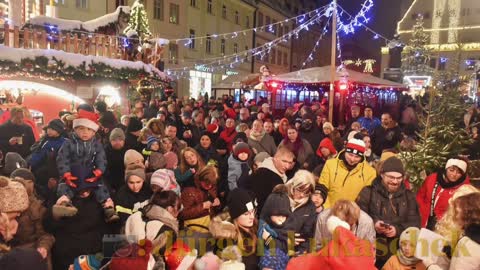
[0,1,170,126]
[264,65,407,123]
[211,72,263,101]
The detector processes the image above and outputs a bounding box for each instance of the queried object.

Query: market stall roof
[212,73,260,89]
[269,66,407,89]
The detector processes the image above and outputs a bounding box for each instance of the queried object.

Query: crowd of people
[0,95,479,270]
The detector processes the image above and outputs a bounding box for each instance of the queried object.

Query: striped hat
[345,138,366,157]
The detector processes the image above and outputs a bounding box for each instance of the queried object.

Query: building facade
[381,0,480,82]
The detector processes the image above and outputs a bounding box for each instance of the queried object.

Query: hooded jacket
[319,151,376,208]
[244,157,287,213]
[416,171,470,228]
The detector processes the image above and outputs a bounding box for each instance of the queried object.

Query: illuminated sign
[403,75,432,90]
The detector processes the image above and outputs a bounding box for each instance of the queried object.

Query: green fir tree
[401,14,433,76]
[400,85,471,190]
[124,0,152,40]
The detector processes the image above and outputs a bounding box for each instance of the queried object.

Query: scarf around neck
[396,248,421,266]
[250,130,266,141]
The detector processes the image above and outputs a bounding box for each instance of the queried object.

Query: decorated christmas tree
[400,85,471,190]
[123,0,152,40]
[401,14,433,76]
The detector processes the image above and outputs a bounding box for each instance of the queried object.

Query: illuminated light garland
[336,0,374,35]
[398,25,480,34]
[166,8,328,76]
[300,4,335,69]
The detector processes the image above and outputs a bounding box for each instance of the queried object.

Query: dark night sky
[317,0,413,73]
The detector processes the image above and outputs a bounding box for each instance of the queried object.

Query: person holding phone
[356,157,421,269]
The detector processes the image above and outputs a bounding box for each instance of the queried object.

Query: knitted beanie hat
[147,136,160,150]
[150,169,180,195]
[0,176,29,213]
[109,128,125,141]
[73,109,99,132]
[227,188,256,220]
[3,152,28,176]
[164,151,179,170]
[124,149,145,170]
[125,168,146,182]
[233,142,251,158]
[381,157,405,176]
[345,138,366,157]
[10,168,35,181]
[148,153,167,171]
[46,119,65,135]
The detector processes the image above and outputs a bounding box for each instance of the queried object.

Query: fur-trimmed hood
[209,212,237,240]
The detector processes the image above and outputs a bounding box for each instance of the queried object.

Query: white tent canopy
[212,73,260,89]
[269,66,406,89]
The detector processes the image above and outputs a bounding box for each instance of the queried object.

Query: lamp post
[328,0,337,123]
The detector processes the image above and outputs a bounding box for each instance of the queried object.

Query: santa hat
[207,124,219,134]
[345,138,366,157]
[165,242,198,270]
[73,109,99,132]
[109,239,155,270]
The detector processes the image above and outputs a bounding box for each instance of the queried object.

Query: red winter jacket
[416,172,470,228]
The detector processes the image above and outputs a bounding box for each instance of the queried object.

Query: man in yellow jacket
[319,138,376,208]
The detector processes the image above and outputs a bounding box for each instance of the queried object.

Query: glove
[86,169,102,183]
[63,172,78,188]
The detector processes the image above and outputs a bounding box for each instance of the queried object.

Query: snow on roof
[125,29,138,37]
[26,6,130,32]
[0,45,168,81]
[149,38,170,46]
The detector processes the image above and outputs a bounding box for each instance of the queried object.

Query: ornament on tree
[123,0,152,41]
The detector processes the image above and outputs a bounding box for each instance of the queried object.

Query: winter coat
[358,117,381,135]
[104,144,126,192]
[219,127,237,152]
[315,208,376,249]
[0,120,36,158]
[56,133,107,176]
[11,179,55,253]
[0,247,48,270]
[174,167,196,188]
[29,136,66,170]
[209,213,259,270]
[416,172,470,228]
[371,124,403,157]
[125,205,179,254]
[382,255,426,270]
[114,184,152,225]
[244,157,287,213]
[271,184,317,254]
[356,176,420,264]
[227,154,250,191]
[319,151,377,208]
[449,224,480,270]
[248,133,277,156]
[179,176,219,231]
[43,194,107,270]
[278,138,314,168]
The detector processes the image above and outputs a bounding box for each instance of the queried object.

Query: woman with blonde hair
[173,147,205,188]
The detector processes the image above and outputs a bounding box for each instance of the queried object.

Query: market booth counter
[264,66,408,124]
